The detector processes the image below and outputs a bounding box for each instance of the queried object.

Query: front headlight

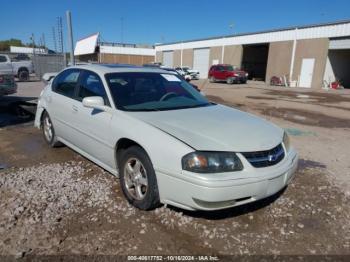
[182,151,243,173]
[283,132,290,152]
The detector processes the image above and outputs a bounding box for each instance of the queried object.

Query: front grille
[241,144,285,168]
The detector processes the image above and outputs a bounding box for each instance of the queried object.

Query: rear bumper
[156,149,298,211]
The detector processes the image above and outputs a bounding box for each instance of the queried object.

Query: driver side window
[77,70,110,106]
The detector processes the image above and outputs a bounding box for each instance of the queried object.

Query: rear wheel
[209,76,216,83]
[18,70,29,82]
[41,111,62,147]
[119,146,160,210]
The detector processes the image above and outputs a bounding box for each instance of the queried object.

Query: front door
[299,58,315,88]
[74,70,115,168]
[0,55,13,74]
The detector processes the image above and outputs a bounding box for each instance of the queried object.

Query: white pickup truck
[0,54,34,81]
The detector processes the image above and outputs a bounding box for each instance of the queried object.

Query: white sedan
[34,64,298,211]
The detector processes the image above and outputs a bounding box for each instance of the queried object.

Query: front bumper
[0,83,17,95]
[156,149,298,211]
[232,76,247,83]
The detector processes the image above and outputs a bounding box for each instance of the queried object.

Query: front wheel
[226,77,234,84]
[119,146,160,210]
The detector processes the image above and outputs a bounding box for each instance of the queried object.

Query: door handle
[72,105,78,112]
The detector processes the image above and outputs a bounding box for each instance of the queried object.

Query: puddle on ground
[298,159,327,170]
[284,128,317,137]
[0,101,36,127]
[261,107,350,128]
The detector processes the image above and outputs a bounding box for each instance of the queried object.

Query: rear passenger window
[52,69,80,98]
[77,71,110,105]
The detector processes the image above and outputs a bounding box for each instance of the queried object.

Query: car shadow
[166,187,287,220]
[0,96,37,128]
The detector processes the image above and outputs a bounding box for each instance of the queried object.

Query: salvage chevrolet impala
[34,64,298,211]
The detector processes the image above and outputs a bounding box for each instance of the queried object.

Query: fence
[32,54,66,79]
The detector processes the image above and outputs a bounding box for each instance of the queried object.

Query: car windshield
[105,72,212,111]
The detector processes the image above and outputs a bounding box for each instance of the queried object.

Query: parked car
[160,67,200,91]
[143,62,162,68]
[209,64,248,84]
[0,73,17,96]
[0,54,34,81]
[175,66,200,80]
[35,64,298,211]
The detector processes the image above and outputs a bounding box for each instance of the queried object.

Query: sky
[1,0,350,50]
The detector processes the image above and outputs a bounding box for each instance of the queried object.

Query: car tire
[18,70,29,82]
[119,146,160,210]
[41,111,62,147]
[209,76,216,83]
[226,77,234,84]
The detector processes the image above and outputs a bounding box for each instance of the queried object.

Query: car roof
[68,63,175,75]
[212,64,232,66]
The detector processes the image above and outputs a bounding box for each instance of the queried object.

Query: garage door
[162,51,173,67]
[193,48,210,79]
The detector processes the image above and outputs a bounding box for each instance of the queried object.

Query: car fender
[111,110,194,176]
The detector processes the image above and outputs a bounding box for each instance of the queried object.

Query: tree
[0,39,25,51]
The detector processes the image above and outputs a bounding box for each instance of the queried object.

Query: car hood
[128,104,283,152]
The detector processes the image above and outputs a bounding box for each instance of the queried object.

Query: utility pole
[52,27,57,53]
[30,33,35,54]
[57,16,64,53]
[121,17,124,45]
[66,10,75,66]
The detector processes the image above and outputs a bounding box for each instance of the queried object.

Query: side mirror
[82,96,111,112]
[42,72,57,84]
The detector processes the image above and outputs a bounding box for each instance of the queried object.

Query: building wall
[99,53,154,65]
[182,49,193,67]
[76,53,99,63]
[209,46,222,65]
[223,45,243,66]
[155,51,163,63]
[173,50,182,67]
[292,38,329,89]
[266,41,293,83]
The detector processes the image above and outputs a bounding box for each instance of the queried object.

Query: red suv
[208,64,248,84]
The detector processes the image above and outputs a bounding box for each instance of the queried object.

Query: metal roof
[156,19,350,47]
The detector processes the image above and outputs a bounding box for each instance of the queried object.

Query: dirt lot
[0,81,350,259]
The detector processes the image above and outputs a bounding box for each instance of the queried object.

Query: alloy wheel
[123,157,148,200]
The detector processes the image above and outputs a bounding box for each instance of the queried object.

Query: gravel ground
[0,157,349,257]
[0,81,350,259]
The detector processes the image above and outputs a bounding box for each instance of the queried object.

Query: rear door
[74,70,115,168]
[49,68,82,145]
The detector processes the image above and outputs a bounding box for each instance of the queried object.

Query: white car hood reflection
[129,104,283,152]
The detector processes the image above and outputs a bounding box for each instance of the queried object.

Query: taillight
[0,76,4,83]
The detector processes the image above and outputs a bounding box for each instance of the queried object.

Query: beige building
[74,33,155,66]
[155,20,350,89]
